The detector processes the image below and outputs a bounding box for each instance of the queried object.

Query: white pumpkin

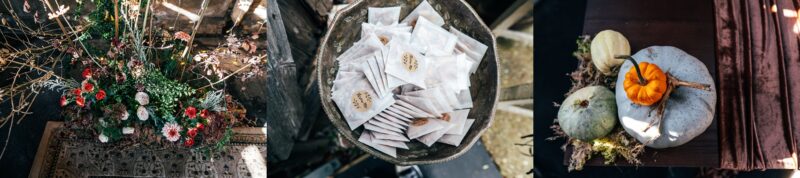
[615,46,716,148]
[591,30,630,75]
[558,86,618,141]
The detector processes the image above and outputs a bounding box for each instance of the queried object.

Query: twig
[198,63,253,90]
[180,0,210,81]
[181,0,210,59]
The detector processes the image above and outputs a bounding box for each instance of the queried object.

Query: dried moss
[550,35,645,172]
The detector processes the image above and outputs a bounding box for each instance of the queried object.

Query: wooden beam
[266,0,304,161]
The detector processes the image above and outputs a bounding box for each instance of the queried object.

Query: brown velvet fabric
[715,0,800,170]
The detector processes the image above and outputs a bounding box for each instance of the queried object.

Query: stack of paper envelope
[331,0,488,158]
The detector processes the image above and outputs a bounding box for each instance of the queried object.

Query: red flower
[82,81,94,92]
[184,137,194,147]
[73,89,82,96]
[187,128,198,137]
[196,123,204,130]
[75,96,85,107]
[95,89,106,100]
[82,68,92,79]
[185,106,197,119]
[199,109,209,118]
[59,96,68,107]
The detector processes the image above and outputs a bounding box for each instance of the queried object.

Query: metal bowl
[316,0,499,165]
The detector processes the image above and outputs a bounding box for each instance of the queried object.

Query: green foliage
[198,129,233,156]
[575,35,591,55]
[86,0,116,40]
[141,69,195,118]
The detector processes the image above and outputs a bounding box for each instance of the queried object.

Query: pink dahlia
[161,122,182,142]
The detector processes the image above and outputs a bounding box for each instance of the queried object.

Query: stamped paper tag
[351,90,373,112]
[412,118,429,126]
[401,52,418,72]
[378,35,390,45]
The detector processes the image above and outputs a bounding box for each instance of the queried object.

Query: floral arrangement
[0,0,265,156]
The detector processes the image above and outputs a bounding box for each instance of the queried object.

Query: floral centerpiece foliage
[0,0,265,156]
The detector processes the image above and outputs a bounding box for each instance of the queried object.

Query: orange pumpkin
[623,61,667,106]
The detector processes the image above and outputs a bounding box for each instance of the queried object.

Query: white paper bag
[438,119,475,146]
[368,6,401,26]
[401,0,445,27]
[359,131,397,157]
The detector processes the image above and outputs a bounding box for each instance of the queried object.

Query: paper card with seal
[454,53,474,90]
[456,89,473,109]
[409,17,457,56]
[407,118,447,139]
[396,95,442,117]
[434,85,462,110]
[401,0,445,27]
[370,51,392,95]
[445,109,469,135]
[331,71,361,96]
[377,112,410,126]
[385,40,428,89]
[361,53,388,96]
[449,27,488,73]
[367,119,404,133]
[362,23,412,46]
[384,107,415,121]
[364,121,404,136]
[332,77,395,130]
[373,137,410,149]
[403,87,454,114]
[424,55,458,88]
[368,6,401,26]
[395,98,440,117]
[417,118,454,147]
[387,74,411,90]
[359,131,397,158]
[373,131,410,142]
[338,35,385,65]
[438,119,475,146]
[422,54,473,92]
[389,103,430,118]
[371,115,406,131]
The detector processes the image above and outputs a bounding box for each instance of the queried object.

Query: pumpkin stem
[669,75,711,91]
[578,100,589,108]
[616,55,646,85]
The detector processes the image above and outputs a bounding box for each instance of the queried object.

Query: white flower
[161,122,182,142]
[120,110,129,121]
[137,106,149,121]
[98,133,109,143]
[135,92,149,105]
[122,127,134,134]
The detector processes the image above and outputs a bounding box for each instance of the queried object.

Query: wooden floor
[580,0,718,167]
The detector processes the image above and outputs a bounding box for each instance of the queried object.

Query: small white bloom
[120,110,129,121]
[135,92,149,105]
[98,133,109,143]
[161,122,182,142]
[137,106,149,121]
[122,127,134,134]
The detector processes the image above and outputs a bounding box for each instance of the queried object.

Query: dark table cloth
[714,0,800,170]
